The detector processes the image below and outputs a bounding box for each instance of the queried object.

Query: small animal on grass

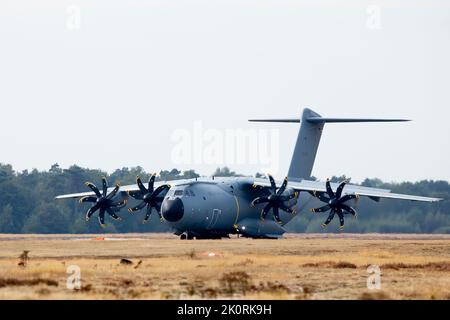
[18,250,30,267]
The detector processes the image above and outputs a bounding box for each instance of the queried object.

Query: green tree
[0,164,14,183]
[22,202,71,233]
[0,204,17,232]
[212,167,240,177]
[0,162,447,234]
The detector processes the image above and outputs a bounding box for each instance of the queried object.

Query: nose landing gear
[180,232,194,240]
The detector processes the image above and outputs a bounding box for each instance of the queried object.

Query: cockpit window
[174,190,183,196]
[185,190,196,197]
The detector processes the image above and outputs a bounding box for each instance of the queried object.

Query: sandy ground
[0,233,449,300]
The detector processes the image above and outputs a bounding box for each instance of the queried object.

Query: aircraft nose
[161,197,184,222]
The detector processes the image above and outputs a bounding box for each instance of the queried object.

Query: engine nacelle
[281,187,298,208]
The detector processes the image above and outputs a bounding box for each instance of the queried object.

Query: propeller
[251,174,298,224]
[127,174,170,223]
[79,177,127,227]
[310,179,359,230]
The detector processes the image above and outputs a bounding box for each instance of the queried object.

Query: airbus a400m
[56,108,441,239]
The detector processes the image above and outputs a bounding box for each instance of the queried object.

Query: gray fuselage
[158,177,312,238]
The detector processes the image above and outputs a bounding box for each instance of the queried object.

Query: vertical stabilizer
[287,108,323,181]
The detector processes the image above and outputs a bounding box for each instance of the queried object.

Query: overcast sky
[0,0,449,183]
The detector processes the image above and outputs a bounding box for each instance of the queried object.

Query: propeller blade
[128,201,146,213]
[339,194,358,203]
[336,208,345,230]
[152,184,170,198]
[102,177,108,197]
[310,204,330,213]
[98,208,106,226]
[154,203,163,219]
[106,208,122,220]
[144,205,153,222]
[106,184,120,200]
[251,196,269,207]
[325,179,335,198]
[322,208,336,227]
[340,204,357,216]
[79,196,97,203]
[148,174,156,193]
[277,177,288,195]
[261,203,273,220]
[335,181,347,199]
[272,206,282,223]
[136,176,148,194]
[82,178,126,226]
[313,191,330,203]
[86,203,100,221]
[85,182,102,198]
[310,179,356,231]
[268,174,276,193]
[253,175,293,223]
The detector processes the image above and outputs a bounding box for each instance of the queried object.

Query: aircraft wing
[55,180,179,200]
[252,178,442,202]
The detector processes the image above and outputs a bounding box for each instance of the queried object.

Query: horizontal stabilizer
[249,108,412,181]
[249,119,300,123]
[249,118,410,123]
[307,117,410,124]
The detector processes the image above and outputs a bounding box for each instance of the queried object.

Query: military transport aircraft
[56,108,442,239]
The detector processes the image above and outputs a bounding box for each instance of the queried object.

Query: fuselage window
[174,190,183,196]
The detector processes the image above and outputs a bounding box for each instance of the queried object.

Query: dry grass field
[0,233,449,300]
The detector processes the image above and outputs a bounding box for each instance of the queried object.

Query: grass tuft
[219,271,252,295]
[302,261,357,269]
[0,277,58,288]
[359,291,391,300]
[381,261,450,271]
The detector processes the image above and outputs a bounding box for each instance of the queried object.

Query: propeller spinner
[310,179,359,230]
[80,177,127,227]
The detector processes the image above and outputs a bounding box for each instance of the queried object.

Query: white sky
[0,0,449,183]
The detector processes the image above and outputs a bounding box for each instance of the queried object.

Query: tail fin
[249,108,410,181]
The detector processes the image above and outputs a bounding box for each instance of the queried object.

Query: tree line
[0,163,448,234]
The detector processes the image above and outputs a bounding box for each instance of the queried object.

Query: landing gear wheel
[186,232,194,240]
[180,234,187,240]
